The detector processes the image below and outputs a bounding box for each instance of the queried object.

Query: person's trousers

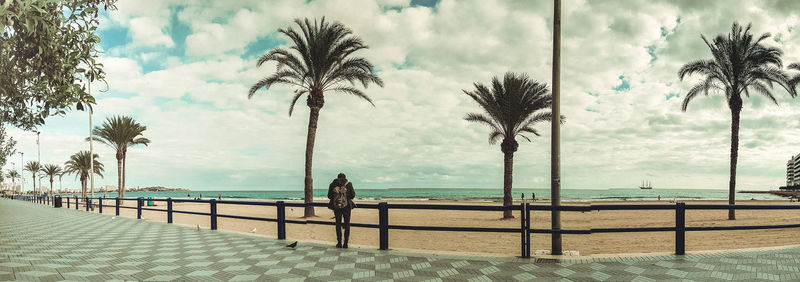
[334,208,352,243]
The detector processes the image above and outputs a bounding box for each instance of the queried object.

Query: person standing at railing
[328,173,355,248]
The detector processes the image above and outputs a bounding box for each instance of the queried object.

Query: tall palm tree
[63,151,103,198]
[463,72,556,219]
[248,17,384,217]
[7,170,20,193]
[41,164,62,196]
[24,161,41,195]
[90,116,149,199]
[678,22,796,220]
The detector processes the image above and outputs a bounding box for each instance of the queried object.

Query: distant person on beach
[328,173,355,248]
[218,194,222,200]
[187,193,190,198]
[532,192,535,202]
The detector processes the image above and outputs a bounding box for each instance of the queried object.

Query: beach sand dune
[99,200,800,256]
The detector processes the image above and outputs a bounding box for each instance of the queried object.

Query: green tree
[41,164,62,196]
[0,126,17,169]
[463,72,556,219]
[63,151,103,197]
[90,116,149,198]
[790,63,800,91]
[248,17,383,217]
[24,161,41,195]
[678,22,796,220]
[0,0,117,129]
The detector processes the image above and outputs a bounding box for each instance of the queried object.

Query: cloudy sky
[7,0,800,191]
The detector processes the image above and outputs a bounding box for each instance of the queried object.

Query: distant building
[786,154,800,188]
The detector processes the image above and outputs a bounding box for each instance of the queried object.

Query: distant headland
[126,186,190,192]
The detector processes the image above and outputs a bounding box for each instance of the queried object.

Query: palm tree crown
[678,22,796,112]
[678,22,796,220]
[91,115,149,198]
[63,151,103,197]
[248,17,384,115]
[7,170,20,179]
[41,164,62,195]
[463,72,556,218]
[464,72,554,152]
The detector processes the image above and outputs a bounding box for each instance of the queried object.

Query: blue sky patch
[411,0,439,7]
[666,93,680,100]
[646,45,657,63]
[242,34,286,59]
[612,75,630,92]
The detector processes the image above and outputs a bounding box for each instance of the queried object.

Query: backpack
[332,181,350,209]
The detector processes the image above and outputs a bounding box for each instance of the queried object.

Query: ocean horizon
[58,188,787,202]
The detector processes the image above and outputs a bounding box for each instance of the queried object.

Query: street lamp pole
[550,0,563,255]
[18,152,23,194]
[88,81,95,198]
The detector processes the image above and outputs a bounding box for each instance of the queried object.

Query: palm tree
[463,72,556,219]
[63,151,104,198]
[90,116,149,199]
[24,161,42,195]
[248,17,384,217]
[7,170,20,193]
[41,164,62,196]
[678,22,796,220]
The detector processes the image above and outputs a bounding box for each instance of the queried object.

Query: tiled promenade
[1,199,800,281]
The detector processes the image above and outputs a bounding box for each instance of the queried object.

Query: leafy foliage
[463,72,555,149]
[678,22,796,111]
[0,126,16,169]
[0,0,117,129]
[248,17,384,114]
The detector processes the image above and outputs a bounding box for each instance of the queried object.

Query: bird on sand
[251,228,257,233]
[111,216,116,220]
[286,241,297,248]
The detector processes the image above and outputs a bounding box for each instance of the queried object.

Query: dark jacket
[327,178,355,210]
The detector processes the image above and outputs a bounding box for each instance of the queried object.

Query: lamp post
[35,131,40,163]
[88,82,95,198]
[550,0,563,255]
[19,152,23,194]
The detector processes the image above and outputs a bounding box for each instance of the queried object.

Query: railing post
[276,201,286,240]
[85,197,89,211]
[67,197,70,208]
[115,197,120,216]
[210,199,217,230]
[520,202,526,258]
[675,202,686,255]
[526,203,531,258]
[98,197,103,213]
[74,196,78,210]
[379,202,389,250]
[137,197,142,219]
[167,198,173,224]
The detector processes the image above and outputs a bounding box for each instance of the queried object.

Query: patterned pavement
[1,198,800,281]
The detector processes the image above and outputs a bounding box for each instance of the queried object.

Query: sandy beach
[84,199,800,256]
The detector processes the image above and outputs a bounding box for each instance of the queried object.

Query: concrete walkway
[1,199,799,281]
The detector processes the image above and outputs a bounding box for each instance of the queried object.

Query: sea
[65,188,787,202]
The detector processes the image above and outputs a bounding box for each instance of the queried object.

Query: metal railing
[6,194,800,257]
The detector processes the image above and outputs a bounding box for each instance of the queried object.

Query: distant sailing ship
[639,180,653,189]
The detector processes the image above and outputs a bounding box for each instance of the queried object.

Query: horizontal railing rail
[5,193,800,257]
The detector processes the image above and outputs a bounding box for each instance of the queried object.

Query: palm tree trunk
[503,150,514,219]
[117,154,123,199]
[50,179,53,196]
[728,106,741,220]
[31,174,36,195]
[303,106,321,217]
[123,155,127,195]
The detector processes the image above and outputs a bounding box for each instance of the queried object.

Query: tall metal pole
[89,81,95,198]
[36,131,40,196]
[19,152,23,194]
[550,0,563,256]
